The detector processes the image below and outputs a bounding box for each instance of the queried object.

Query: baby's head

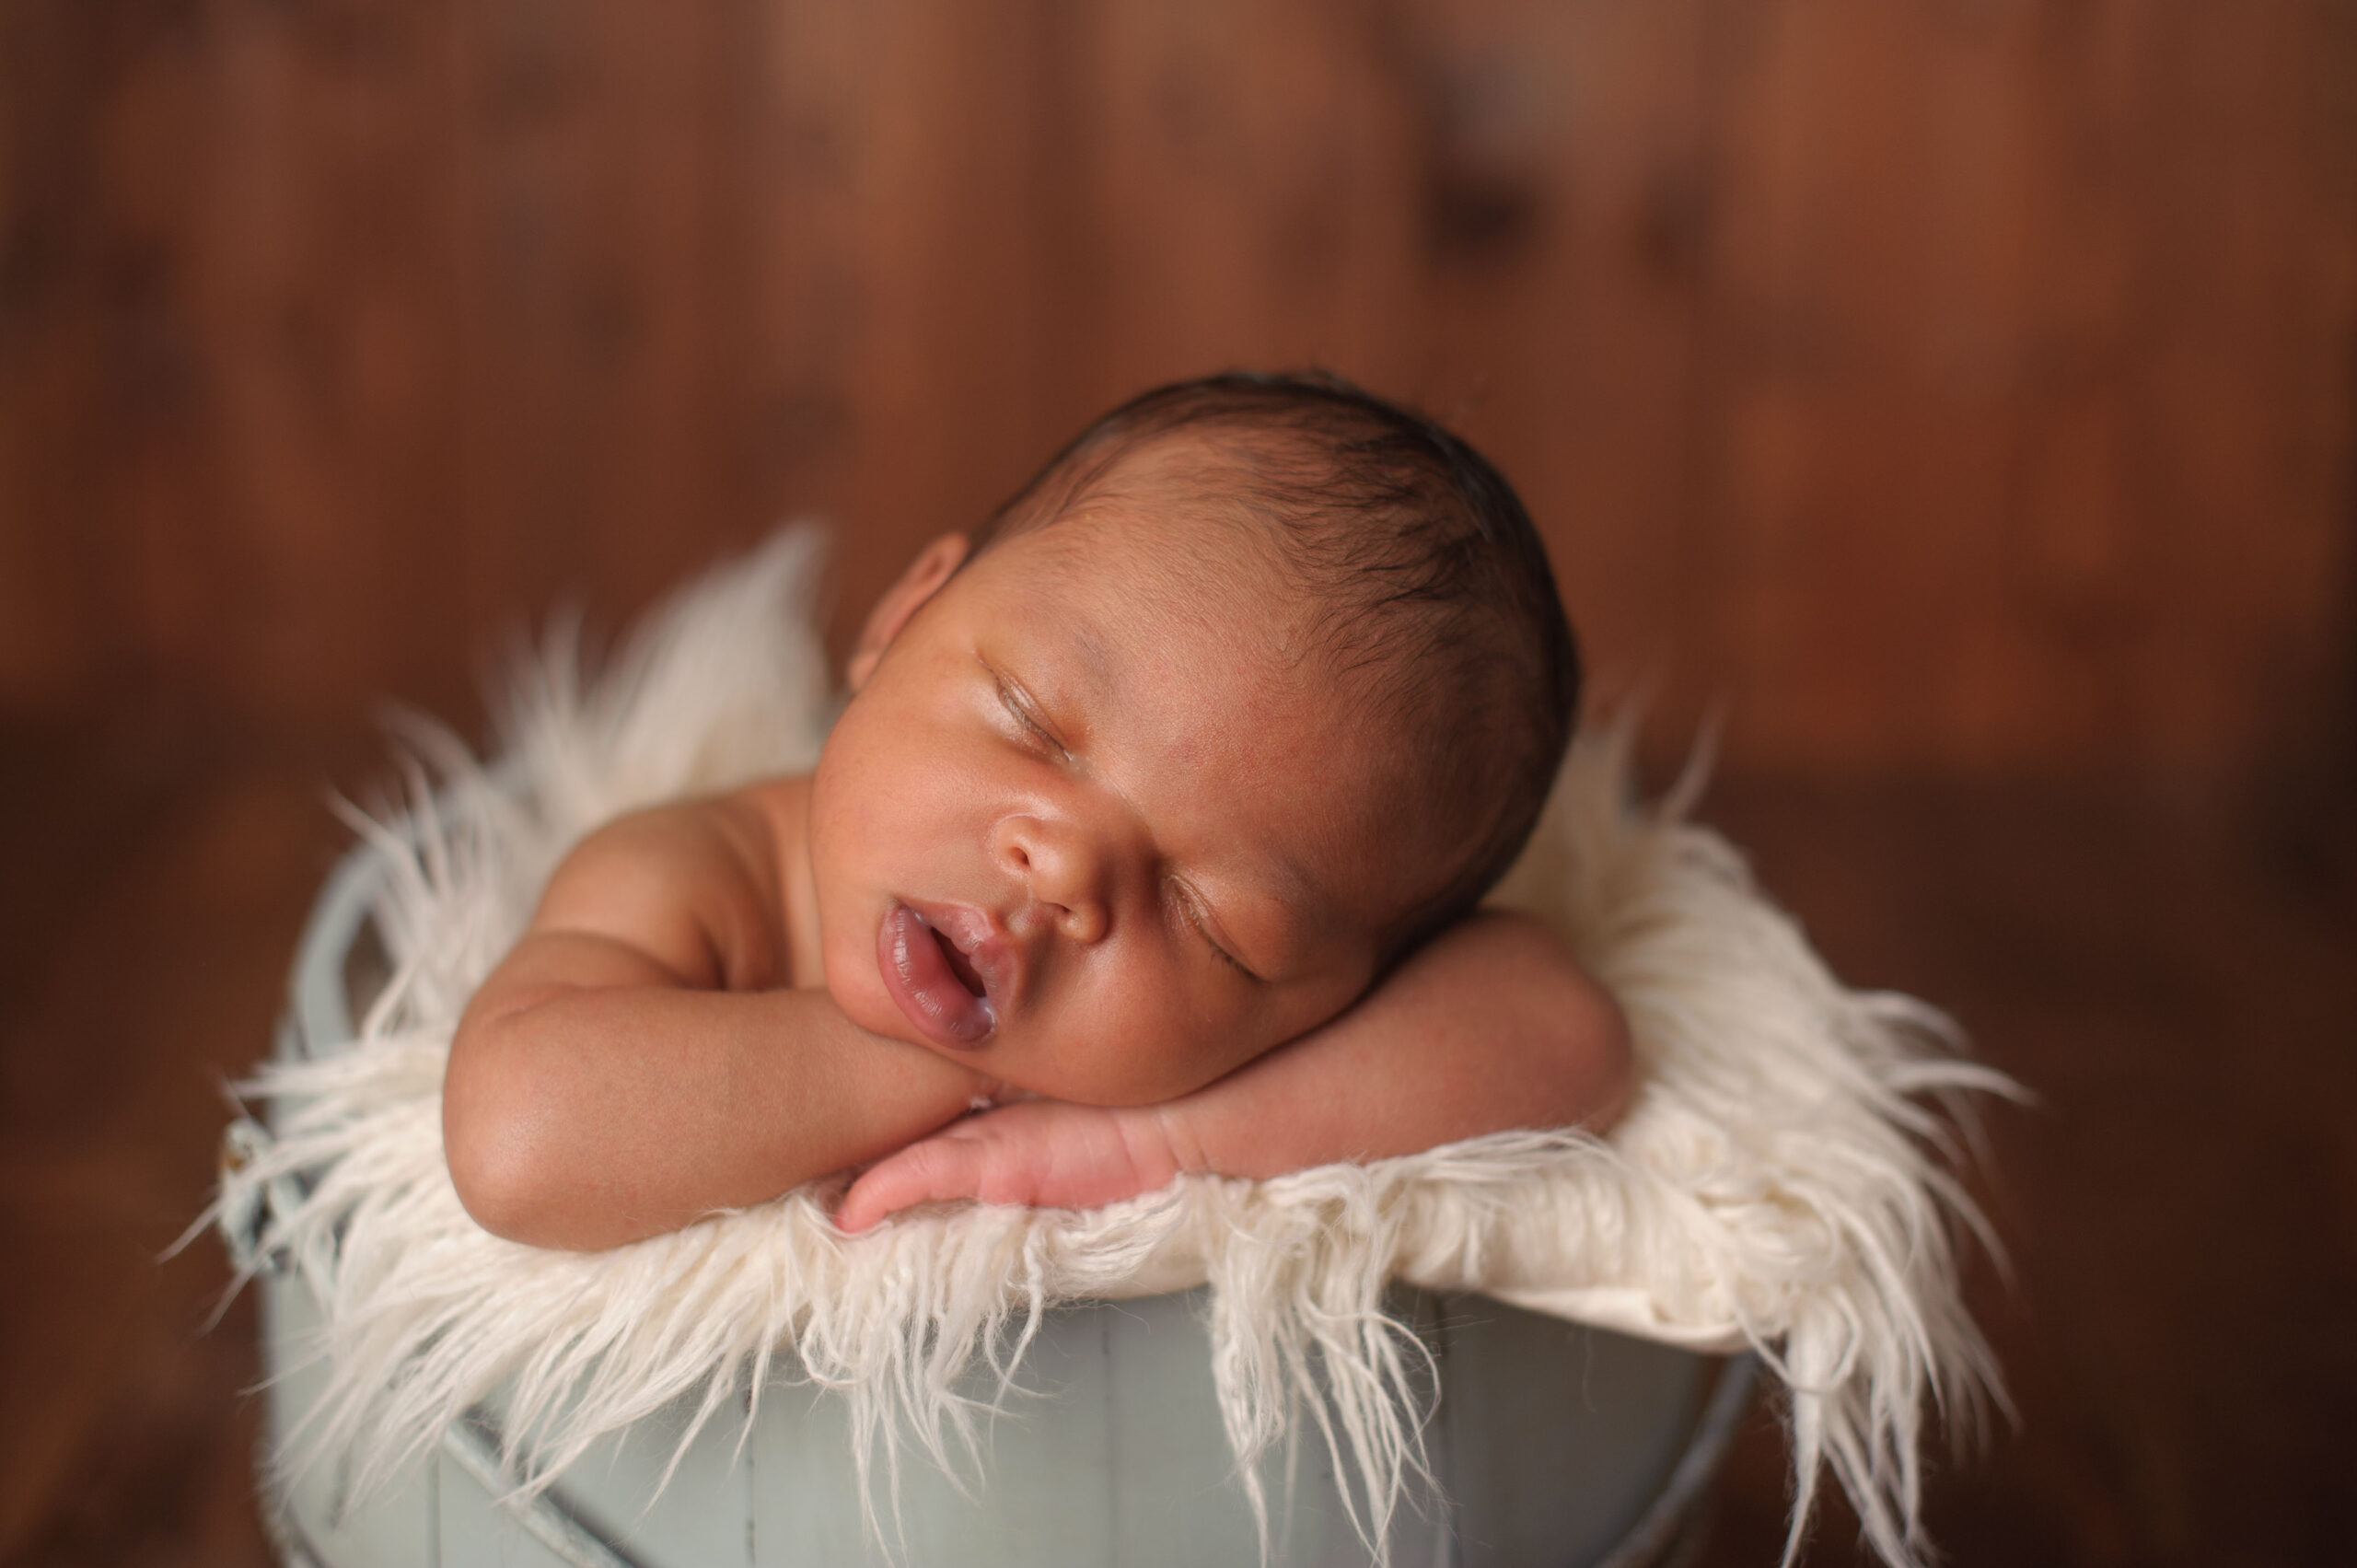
[810,373,1579,1103]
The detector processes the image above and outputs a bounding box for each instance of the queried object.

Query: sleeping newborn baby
[444,372,1633,1250]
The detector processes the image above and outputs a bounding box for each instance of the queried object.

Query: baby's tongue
[880,904,995,1046]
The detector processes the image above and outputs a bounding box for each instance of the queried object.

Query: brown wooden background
[5,0,2351,779]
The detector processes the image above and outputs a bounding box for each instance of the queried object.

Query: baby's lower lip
[877,903,996,1050]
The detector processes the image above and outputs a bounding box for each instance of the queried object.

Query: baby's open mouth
[877,902,996,1049]
[937,934,987,998]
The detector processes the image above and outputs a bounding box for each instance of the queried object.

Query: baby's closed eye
[989,665,1072,760]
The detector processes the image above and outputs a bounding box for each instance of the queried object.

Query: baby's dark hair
[976,370,1582,956]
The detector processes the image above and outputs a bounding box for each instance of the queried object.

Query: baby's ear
[846,533,971,691]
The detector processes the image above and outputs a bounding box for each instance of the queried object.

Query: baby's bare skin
[446,482,1631,1252]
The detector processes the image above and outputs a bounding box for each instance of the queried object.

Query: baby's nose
[992,815,1110,945]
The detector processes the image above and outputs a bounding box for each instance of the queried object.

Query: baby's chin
[880,1016,1185,1107]
[983,1040,1229,1109]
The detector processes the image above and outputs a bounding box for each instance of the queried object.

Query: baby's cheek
[1069,981,1210,1101]
[1089,1028,1240,1107]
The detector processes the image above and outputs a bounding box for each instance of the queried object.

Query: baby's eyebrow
[1260,852,1319,921]
[1062,619,1119,698]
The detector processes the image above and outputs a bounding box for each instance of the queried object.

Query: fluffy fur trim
[207,527,2010,1567]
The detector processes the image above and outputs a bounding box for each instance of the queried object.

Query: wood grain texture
[2,0,2351,774]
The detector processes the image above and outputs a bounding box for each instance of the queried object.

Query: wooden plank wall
[2,0,2351,776]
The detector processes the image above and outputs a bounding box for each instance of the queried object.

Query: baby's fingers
[834,1135,990,1234]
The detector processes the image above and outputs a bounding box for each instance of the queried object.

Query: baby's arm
[835,911,1631,1231]
[444,794,992,1251]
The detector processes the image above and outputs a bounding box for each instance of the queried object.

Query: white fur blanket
[209,528,2009,1567]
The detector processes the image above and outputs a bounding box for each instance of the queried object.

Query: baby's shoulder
[536,775,809,990]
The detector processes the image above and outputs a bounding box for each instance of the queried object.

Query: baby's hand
[834,1099,1188,1234]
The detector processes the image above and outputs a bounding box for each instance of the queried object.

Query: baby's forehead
[1050,433,1287,547]
[1018,486,1301,645]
